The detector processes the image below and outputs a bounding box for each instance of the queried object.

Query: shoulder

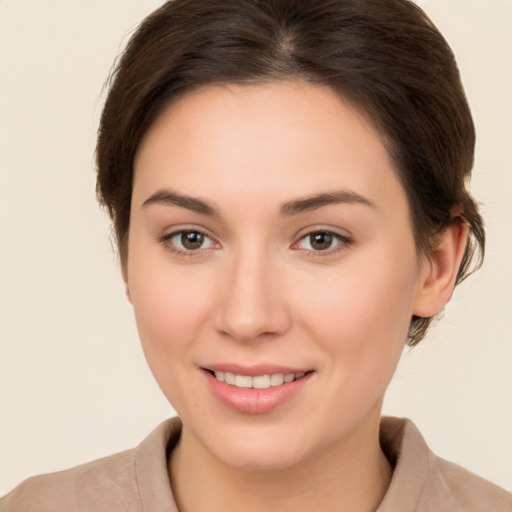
[0,448,139,512]
[434,456,512,512]
[379,417,512,512]
[0,417,182,512]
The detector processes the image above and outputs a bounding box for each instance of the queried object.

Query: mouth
[201,366,314,414]
[201,364,315,414]
[207,370,310,389]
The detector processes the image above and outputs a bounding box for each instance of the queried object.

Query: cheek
[300,261,415,337]
[126,258,218,412]
[295,251,418,378]
[127,250,213,363]
[295,265,415,431]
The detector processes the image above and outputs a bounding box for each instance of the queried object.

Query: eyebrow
[280,190,375,215]
[142,189,219,216]
[142,188,374,217]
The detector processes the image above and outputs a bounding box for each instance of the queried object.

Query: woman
[1,0,510,510]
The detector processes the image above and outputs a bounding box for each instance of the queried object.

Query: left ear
[413,218,468,318]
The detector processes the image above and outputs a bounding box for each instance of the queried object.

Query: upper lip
[202,364,313,376]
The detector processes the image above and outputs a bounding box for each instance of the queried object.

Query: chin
[193,419,323,471]
[216,439,310,471]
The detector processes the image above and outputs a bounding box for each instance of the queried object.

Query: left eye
[165,230,216,252]
[296,231,347,252]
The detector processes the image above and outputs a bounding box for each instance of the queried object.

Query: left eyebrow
[280,190,375,216]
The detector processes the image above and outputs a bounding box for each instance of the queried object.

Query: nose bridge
[214,242,288,342]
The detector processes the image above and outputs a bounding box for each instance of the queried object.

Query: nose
[213,247,291,343]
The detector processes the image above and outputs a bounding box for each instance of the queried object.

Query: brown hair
[96,0,484,345]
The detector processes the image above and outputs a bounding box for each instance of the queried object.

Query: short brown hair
[96,0,484,345]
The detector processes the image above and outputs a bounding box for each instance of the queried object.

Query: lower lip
[203,370,313,414]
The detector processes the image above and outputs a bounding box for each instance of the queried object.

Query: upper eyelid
[295,231,350,244]
[161,226,215,241]
[165,230,215,243]
[160,229,219,256]
[291,229,353,253]
[293,225,352,241]
[158,226,352,249]
[300,229,349,239]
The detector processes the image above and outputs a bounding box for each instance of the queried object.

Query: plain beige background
[1,0,511,495]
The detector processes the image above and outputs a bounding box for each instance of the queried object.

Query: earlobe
[413,219,469,318]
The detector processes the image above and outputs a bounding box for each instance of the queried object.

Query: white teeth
[234,375,252,388]
[270,373,285,386]
[253,375,271,389]
[213,371,307,389]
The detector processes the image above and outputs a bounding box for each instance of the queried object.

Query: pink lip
[202,367,314,415]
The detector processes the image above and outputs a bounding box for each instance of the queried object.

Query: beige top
[1,417,510,511]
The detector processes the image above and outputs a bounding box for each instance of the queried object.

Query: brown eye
[295,230,350,253]
[163,230,216,254]
[309,232,334,251]
[181,231,205,250]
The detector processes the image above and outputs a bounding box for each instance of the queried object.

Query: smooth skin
[126,81,467,512]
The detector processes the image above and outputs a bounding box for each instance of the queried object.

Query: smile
[204,367,314,414]
[213,371,306,389]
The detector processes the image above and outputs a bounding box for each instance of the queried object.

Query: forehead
[133,81,406,217]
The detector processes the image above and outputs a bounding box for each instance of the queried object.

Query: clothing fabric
[1,417,510,511]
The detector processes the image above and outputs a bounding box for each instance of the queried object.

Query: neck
[169,413,392,512]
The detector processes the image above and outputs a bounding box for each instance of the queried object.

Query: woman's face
[127,81,431,469]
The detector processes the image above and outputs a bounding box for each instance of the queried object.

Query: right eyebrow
[142,189,219,216]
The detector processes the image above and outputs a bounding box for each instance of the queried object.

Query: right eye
[161,230,217,254]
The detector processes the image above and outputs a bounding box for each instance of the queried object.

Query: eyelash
[159,230,218,258]
[159,229,353,258]
[292,231,353,257]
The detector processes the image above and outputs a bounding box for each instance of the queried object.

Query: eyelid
[291,228,353,255]
[157,225,352,257]
[159,227,220,256]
